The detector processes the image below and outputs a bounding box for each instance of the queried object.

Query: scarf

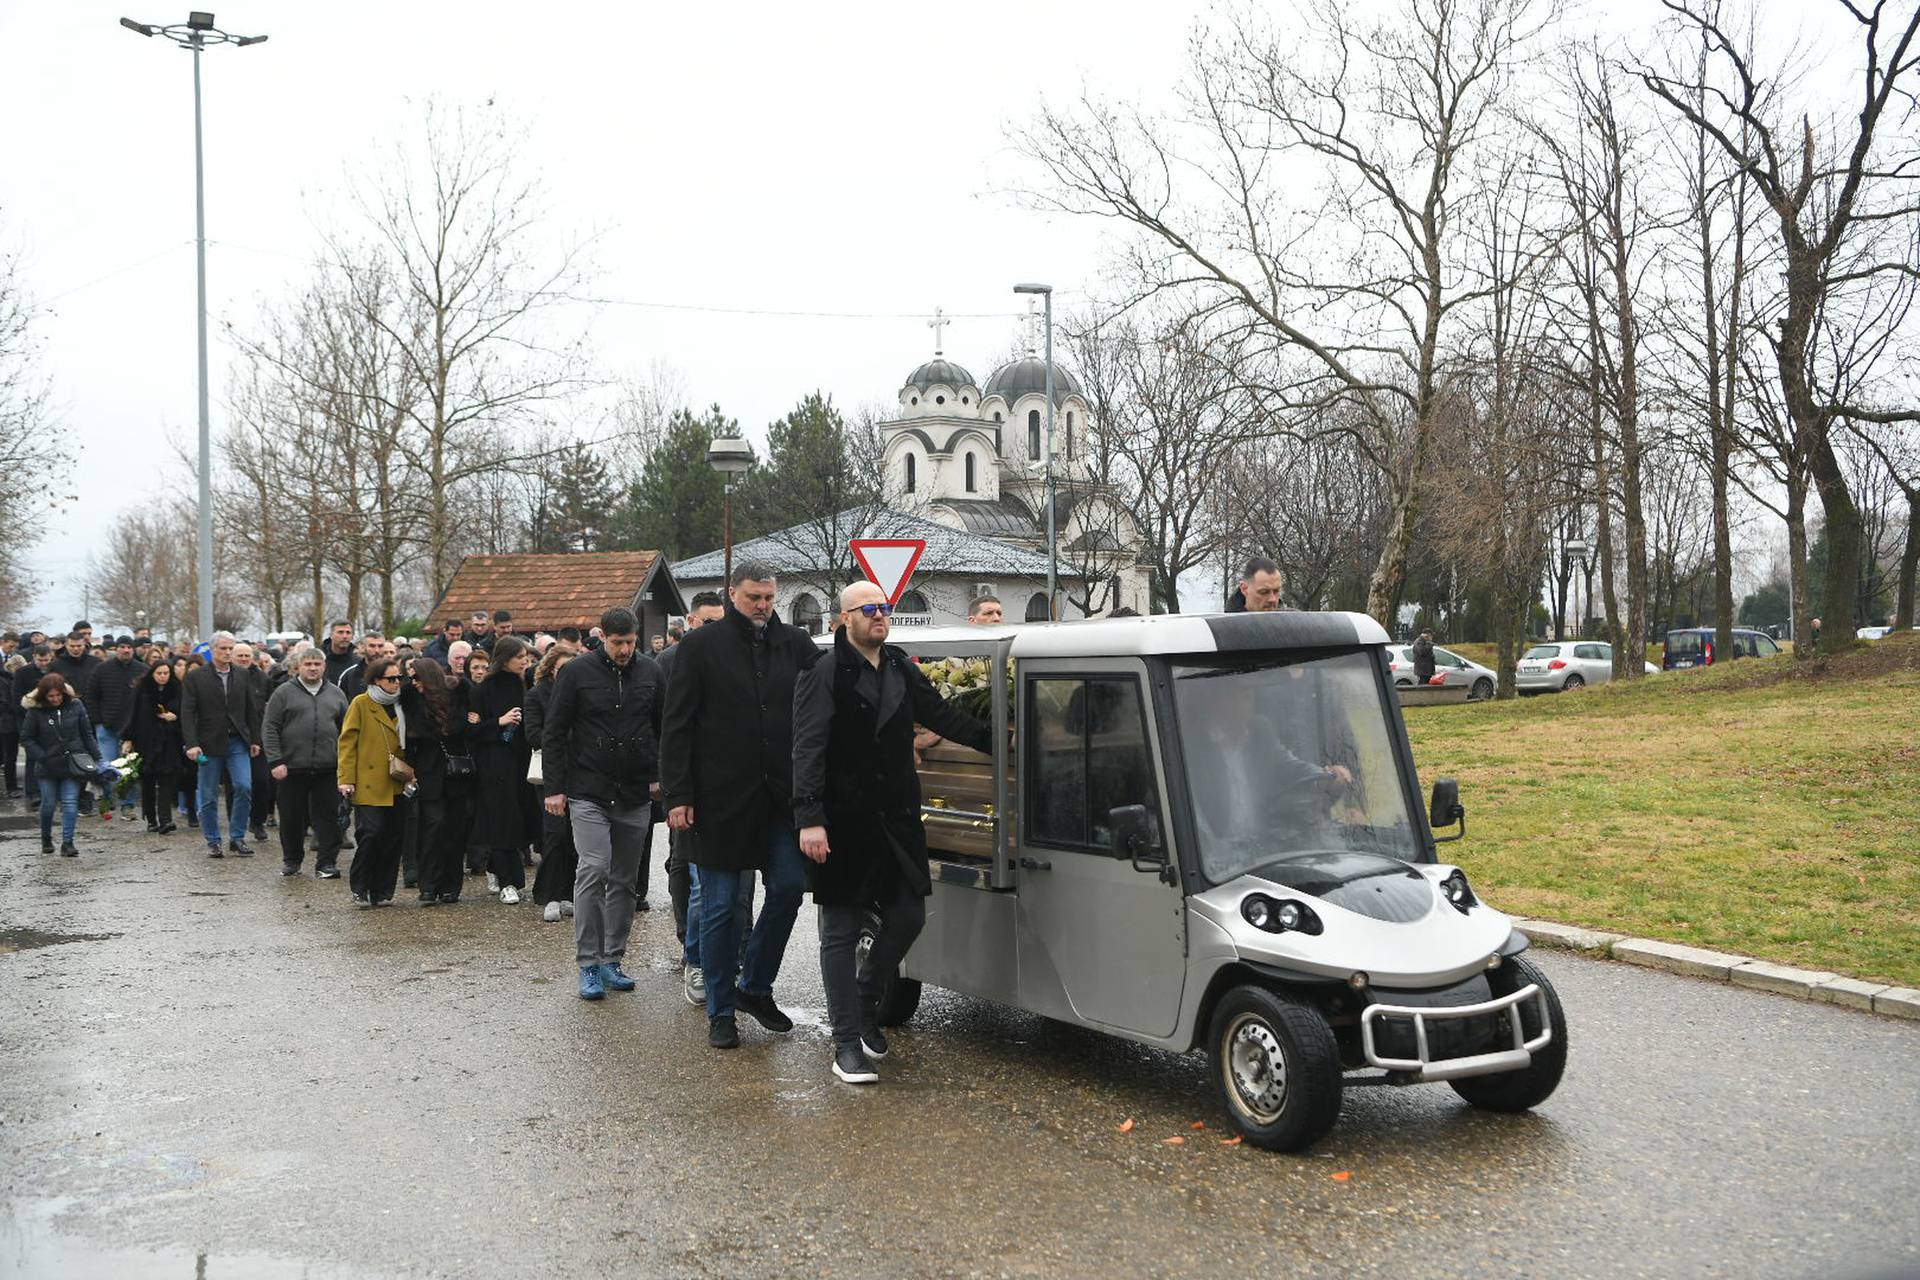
[368,683,406,746]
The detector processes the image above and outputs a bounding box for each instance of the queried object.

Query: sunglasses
[375,675,402,684]
[852,603,894,618]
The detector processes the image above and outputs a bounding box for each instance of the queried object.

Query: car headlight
[1439,870,1476,914]
[1240,893,1323,935]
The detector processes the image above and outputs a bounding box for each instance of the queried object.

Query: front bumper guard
[1359,983,1551,1083]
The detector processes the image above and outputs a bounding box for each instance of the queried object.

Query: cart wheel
[857,909,923,1027]
[1207,985,1342,1152]
[1449,954,1567,1112]
[1470,677,1494,701]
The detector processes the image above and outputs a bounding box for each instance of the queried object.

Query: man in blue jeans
[180,632,266,858]
[660,561,822,1050]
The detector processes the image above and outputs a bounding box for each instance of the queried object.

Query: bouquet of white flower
[107,752,143,806]
[913,656,1012,721]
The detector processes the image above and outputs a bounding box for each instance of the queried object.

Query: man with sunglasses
[792,580,992,1083]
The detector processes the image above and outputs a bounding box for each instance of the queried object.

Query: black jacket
[21,688,97,780]
[11,662,49,720]
[659,606,820,872]
[1411,636,1436,683]
[126,678,189,775]
[471,669,532,846]
[791,629,991,906]
[322,640,358,686]
[180,663,266,755]
[49,650,102,707]
[87,656,147,735]
[541,647,662,808]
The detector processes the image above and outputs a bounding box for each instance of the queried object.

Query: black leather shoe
[351,892,372,908]
[735,990,794,1034]
[707,1015,740,1049]
[60,842,78,858]
[157,823,176,834]
[230,840,255,857]
[40,837,53,854]
[206,845,224,859]
[438,892,460,904]
[316,866,341,879]
[279,864,300,877]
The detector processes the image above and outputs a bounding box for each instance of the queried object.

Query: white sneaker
[560,900,574,918]
[683,966,704,1005]
[500,886,521,905]
[486,873,499,893]
[542,900,562,923]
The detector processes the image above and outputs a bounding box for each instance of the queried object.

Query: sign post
[849,539,926,606]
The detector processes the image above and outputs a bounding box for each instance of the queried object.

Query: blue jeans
[197,734,252,845]
[696,821,806,1017]
[38,776,80,845]
[95,726,130,809]
[685,865,754,969]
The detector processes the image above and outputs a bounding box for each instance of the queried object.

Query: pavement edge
[1511,918,1920,1022]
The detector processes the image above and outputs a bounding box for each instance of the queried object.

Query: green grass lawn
[1402,633,1920,988]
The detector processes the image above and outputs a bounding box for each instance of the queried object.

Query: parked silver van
[863,610,1565,1151]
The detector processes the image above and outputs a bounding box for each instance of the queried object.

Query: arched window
[1025,592,1051,622]
[964,452,977,493]
[793,592,824,635]
[898,589,931,615]
[1066,411,1076,459]
[1028,409,1041,460]
[904,453,916,494]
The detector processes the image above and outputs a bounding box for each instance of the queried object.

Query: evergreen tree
[607,405,743,559]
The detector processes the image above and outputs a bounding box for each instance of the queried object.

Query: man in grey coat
[263,645,350,877]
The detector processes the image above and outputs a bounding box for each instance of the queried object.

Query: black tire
[857,909,923,1026]
[1449,954,1567,1112]
[1469,677,1494,701]
[1207,985,1343,1151]
[1562,674,1585,691]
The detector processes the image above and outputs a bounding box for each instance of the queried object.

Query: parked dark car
[1662,627,1782,670]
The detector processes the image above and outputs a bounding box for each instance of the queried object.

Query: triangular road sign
[850,539,926,605]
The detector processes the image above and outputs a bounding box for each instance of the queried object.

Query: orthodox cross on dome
[928,306,950,356]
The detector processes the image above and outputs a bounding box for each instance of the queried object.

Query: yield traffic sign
[849,539,926,605]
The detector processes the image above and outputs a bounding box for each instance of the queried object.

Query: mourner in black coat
[791,583,991,1082]
[659,570,821,1042]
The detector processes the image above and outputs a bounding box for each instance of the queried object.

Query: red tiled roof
[429,552,676,633]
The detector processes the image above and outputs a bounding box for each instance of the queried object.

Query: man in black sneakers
[791,580,991,1084]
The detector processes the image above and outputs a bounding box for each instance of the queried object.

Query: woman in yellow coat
[337,656,410,907]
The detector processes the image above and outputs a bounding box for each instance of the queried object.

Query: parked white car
[1516,641,1658,693]
[1388,645,1496,701]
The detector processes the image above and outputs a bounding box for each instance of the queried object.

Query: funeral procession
[3,2,1917,1277]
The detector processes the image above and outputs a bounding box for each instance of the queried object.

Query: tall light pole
[706,436,754,586]
[1013,282,1056,619]
[120,13,268,641]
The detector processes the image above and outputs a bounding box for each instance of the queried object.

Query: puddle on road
[0,926,118,955]
[1,1198,375,1279]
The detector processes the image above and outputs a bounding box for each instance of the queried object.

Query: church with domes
[879,327,1150,620]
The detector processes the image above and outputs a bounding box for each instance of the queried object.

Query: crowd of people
[5,573,1023,1086]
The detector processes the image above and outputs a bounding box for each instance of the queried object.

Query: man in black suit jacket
[180,633,266,858]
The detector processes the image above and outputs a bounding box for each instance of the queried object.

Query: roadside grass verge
[1403,633,1920,988]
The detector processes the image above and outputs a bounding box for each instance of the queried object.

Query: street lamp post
[120,12,268,642]
[706,436,754,586]
[1013,282,1056,619]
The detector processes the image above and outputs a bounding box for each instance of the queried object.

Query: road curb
[1511,917,1918,1023]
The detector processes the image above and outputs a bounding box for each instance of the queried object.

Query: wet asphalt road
[1,810,1917,1280]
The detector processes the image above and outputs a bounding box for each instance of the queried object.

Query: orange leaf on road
[1331,1171,1352,1182]
[1189,1121,1206,1130]
[1162,1136,1186,1146]
[1117,1118,1135,1133]
[1220,1136,1244,1147]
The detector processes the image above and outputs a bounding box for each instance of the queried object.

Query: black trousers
[667,826,691,943]
[250,752,275,834]
[419,787,470,901]
[278,768,341,871]
[531,808,578,906]
[140,771,181,827]
[818,879,926,1048]
[350,800,407,902]
[1,730,17,790]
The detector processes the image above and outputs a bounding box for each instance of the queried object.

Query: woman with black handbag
[404,657,474,905]
[336,656,412,907]
[21,673,95,855]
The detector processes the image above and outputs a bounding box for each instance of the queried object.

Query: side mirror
[1109,804,1174,882]
[1429,778,1466,844]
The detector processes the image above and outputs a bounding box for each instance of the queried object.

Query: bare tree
[87,501,206,638]
[1642,0,1920,650]
[1016,0,1557,625]
[0,235,65,613]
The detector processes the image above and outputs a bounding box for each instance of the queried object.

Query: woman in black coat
[21,673,96,855]
[471,636,536,903]
[402,657,474,905]
[123,661,188,833]
[524,645,579,920]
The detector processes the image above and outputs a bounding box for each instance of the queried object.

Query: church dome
[904,358,978,393]
[984,356,1083,405]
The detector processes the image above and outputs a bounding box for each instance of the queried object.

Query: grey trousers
[569,798,652,968]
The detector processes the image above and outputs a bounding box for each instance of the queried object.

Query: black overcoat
[179,663,265,756]
[471,670,534,847]
[659,605,820,873]
[126,678,189,777]
[790,629,992,907]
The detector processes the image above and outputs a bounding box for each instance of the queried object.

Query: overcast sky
[5,1,1209,631]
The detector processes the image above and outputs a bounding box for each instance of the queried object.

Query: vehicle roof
[1667,626,1769,635]
[869,610,1391,658]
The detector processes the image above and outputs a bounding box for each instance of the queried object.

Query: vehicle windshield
[1171,650,1420,885]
